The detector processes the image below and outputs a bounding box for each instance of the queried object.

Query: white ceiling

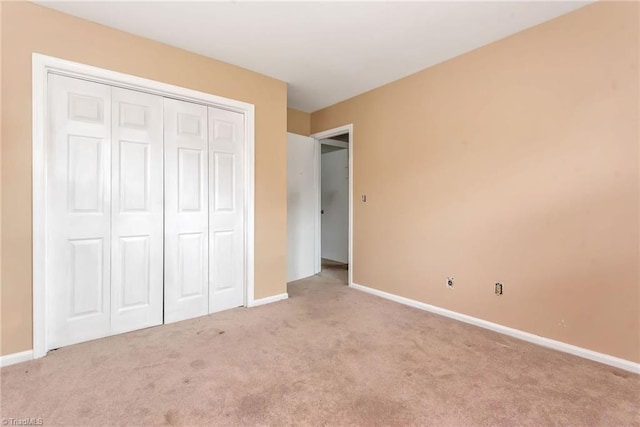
[36,1,590,112]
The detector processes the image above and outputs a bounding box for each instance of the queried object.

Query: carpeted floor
[1,264,638,426]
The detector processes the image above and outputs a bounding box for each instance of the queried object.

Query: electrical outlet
[446,277,454,288]
[495,282,503,296]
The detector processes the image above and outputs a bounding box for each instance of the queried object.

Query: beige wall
[287,108,311,136]
[0,0,4,355]
[312,2,640,362]
[1,2,288,356]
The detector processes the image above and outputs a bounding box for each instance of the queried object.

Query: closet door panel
[208,107,245,313]
[111,87,164,334]
[48,74,112,349]
[164,98,209,323]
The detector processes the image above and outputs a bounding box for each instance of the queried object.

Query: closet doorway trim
[32,53,256,359]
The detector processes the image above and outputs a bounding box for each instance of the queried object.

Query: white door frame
[310,124,353,286]
[32,53,256,358]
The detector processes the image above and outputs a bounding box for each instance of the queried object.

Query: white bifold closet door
[208,107,245,313]
[163,98,210,323]
[47,74,246,348]
[48,75,164,349]
[110,87,164,334]
[163,100,246,322]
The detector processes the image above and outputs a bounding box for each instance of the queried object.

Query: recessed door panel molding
[69,238,105,318]
[110,87,164,334]
[209,107,245,313]
[48,74,112,349]
[164,98,209,323]
[119,236,151,309]
[213,152,236,212]
[177,112,203,136]
[178,148,204,212]
[119,102,148,128]
[119,140,149,212]
[212,230,235,291]
[67,135,104,213]
[178,232,206,299]
[68,93,104,123]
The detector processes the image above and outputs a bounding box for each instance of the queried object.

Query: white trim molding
[32,53,256,359]
[320,139,348,150]
[350,282,640,374]
[0,350,34,368]
[248,293,289,308]
[310,124,354,286]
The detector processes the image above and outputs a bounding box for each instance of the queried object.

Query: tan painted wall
[1,2,288,356]
[287,108,311,136]
[312,1,640,362]
[0,0,4,356]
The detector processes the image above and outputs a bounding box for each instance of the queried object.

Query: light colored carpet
[1,265,638,426]
[320,258,348,282]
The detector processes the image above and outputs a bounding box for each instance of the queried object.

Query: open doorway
[286,125,352,287]
[311,125,353,286]
[319,135,349,284]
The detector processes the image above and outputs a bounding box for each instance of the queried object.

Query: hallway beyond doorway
[320,259,348,284]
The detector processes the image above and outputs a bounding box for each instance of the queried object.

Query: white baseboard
[249,292,289,308]
[0,350,34,368]
[350,282,640,374]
